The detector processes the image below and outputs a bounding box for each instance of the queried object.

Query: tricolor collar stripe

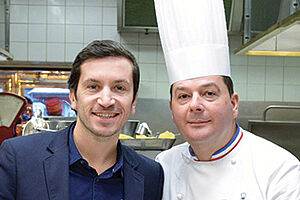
[190,124,243,161]
[213,124,240,156]
[210,131,243,161]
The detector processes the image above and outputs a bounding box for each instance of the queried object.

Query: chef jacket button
[231,159,236,165]
[80,160,85,165]
[95,178,100,183]
[177,193,183,199]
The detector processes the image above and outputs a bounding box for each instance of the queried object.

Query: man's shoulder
[1,130,67,152]
[121,144,158,164]
[121,144,163,172]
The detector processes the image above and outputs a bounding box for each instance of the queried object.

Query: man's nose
[189,93,204,112]
[97,88,116,108]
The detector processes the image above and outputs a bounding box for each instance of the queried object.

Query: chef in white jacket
[154,0,300,199]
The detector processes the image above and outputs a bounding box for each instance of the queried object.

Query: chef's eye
[178,94,188,99]
[207,91,215,96]
[203,90,216,98]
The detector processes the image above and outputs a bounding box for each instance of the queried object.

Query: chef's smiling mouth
[188,119,211,124]
[93,112,119,118]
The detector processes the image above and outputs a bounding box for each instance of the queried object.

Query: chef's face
[69,57,137,139]
[170,75,238,145]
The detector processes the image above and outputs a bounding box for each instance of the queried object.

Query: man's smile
[93,112,119,119]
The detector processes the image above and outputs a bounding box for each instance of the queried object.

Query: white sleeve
[268,156,300,199]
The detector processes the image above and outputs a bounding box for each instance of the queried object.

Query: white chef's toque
[154,0,231,85]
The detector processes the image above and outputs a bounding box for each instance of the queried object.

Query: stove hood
[0,48,13,61]
[235,1,300,56]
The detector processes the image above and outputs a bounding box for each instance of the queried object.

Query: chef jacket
[156,126,300,200]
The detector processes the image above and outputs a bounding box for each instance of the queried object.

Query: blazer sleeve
[0,140,17,200]
[156,163,164,200]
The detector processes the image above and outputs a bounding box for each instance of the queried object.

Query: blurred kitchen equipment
[248,105,300,160]
[0,92,26,145]
[45,98,62,116]
[120,138,176,150]
[135,122,152,136]
[22,117,50,136]
[120,120,140,137]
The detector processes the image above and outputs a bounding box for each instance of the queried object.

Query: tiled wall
[5,0,300,101]
[230,36,300,102]
[0,1,5,49]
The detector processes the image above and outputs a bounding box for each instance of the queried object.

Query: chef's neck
[189,124,237,161]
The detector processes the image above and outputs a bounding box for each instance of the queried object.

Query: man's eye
[88,85,97,89]
[115,85,125,91]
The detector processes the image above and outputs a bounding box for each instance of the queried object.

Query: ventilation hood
[235,0,300,56]
[0,48,13,61]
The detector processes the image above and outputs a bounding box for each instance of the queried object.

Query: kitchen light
[235,7,300,56]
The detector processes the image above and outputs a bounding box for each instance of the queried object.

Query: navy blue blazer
[0,123,164,200]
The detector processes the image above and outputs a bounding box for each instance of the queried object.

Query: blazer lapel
[43,128,70,200]
[122,146,144,200]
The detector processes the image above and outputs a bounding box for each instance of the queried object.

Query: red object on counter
[45,98,62,116]
[0,92,26,145]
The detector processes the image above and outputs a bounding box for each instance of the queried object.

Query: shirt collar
[69,123,81,165]
[189,123,243,161]
[68,124,124,176]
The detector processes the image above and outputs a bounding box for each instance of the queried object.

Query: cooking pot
[120,120,140,137]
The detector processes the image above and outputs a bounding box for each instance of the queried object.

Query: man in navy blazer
[0,40,164,200]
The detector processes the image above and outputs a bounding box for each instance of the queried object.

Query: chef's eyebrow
[201,82,221,93]
[173,82,221,94]
[173,86,187,94]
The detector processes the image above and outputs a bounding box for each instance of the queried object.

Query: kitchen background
[0,0,300,158]
[1,0,300,101]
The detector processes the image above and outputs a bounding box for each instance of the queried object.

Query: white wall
[0,1,5,49]
[7,0,300,102]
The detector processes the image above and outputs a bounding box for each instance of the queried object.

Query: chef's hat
[154,0,231,85]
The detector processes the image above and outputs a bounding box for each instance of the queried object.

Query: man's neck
[73,125,119,175]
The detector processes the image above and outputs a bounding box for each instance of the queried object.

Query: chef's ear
[231,92,239,119]
[69,89,77,110]
[169,100,175,123]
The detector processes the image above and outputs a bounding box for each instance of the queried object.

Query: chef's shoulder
[243,129,300,179]
[155,142,188,164]
[244,129,299,162]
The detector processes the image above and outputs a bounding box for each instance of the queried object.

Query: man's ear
[131,94,138,115]
[231,93,239,119]
[69,89,77,110]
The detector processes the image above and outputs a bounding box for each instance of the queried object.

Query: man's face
[69,57,137,139]
[170,75,238,146]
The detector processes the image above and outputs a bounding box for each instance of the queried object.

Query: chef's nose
[97,88,116,108]
[189,93,204,112]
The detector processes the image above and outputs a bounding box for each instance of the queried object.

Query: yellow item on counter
[158,131,175,139]
[119,133,134,139]
[135,134,151,139]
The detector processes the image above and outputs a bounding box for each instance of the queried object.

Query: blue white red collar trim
[189,124,243,161]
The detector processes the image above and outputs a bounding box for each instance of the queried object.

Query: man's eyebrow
[82,78,130,85]
[82,78,99,85]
